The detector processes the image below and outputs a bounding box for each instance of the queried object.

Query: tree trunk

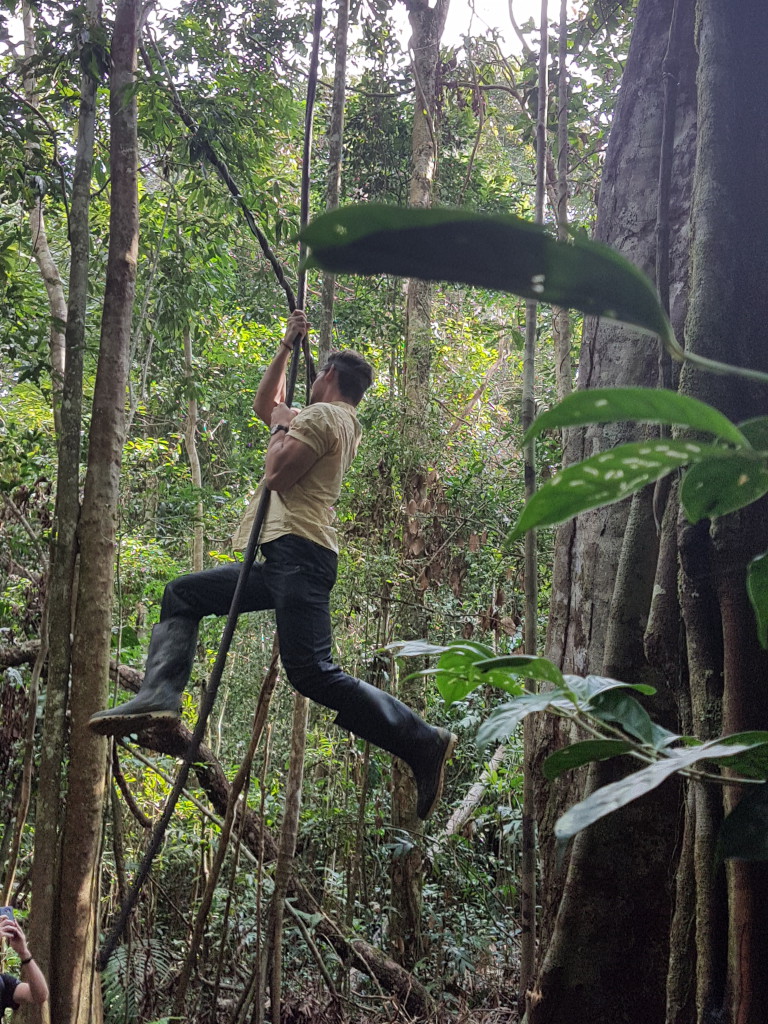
[52,2,140,1020]
[29,0,101,1007]
[389,0,450,971]
[21,2,66,434]
[680,4,768,1020]
[531,0,698,1015]
[182,326,204,572]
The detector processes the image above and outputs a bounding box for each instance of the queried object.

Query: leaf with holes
[523,388,748,447]
[747,551,768,649]
[301,204,673,341]
[543,739,635,780]
[510,440,719,539]
[680,450,768,523]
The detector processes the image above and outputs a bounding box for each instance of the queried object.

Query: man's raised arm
[252,309,308,426]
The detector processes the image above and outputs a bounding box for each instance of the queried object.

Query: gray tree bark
[530,0,699,1018]
[53,2,141,1020]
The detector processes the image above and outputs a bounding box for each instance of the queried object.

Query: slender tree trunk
[21,2,66,435]
[182,326,204,572]
[53,3,141,1020]
[551,0,574,455]
[266,694,309,1021]
[30,0,101,1006]
[520,0,548,1010]
[389,0,450,971]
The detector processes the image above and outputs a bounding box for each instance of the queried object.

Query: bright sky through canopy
[443,0,543,48]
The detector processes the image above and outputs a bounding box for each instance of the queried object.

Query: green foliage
[412,642,768,856]
[102,941,178,1024]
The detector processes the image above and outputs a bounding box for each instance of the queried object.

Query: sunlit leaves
[394,640,526,706]
[473,653,567,688]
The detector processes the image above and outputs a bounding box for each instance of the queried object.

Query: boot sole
[421,731,458,820]
[88,708,180,737]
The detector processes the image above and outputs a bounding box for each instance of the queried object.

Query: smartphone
[0,907,15,922]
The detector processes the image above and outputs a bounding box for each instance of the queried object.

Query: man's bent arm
[264,422,318,492]
[0,919,48,1006]
[253,310,307,426]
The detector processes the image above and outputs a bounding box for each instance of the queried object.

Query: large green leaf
[718,783,768,861]
[386,640,450,658]
[511,440,718,539]
[565,674,657,701]
[543,739,635,780]
[422,641,520,706]
[747,551,768,650]
[301,205,672,341]
[523,388,748,448]
[555,740,758,844]
[680,451,768,523]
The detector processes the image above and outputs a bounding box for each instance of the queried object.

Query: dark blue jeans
[160,534,432,763]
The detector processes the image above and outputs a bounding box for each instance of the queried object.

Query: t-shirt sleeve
[0,973,21,1011]
[288,405,338,458]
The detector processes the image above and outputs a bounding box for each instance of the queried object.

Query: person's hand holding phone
[0,910,27,956]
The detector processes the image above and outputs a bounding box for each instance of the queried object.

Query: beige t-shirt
[232,401,361,554]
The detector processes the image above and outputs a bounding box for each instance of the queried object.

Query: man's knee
[283,662,324,700]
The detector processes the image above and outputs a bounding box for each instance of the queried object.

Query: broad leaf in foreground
[474,653,567,689]
[302,204,673,342]
[477,693,575,748]
[587,688,679,749]
[523,388,748,448]
[511,440,718,539]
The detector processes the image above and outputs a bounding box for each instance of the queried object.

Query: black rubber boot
[333,682,457,820]
[89,618,198,736]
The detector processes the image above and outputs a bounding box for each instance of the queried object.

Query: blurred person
[0,913,49,1016]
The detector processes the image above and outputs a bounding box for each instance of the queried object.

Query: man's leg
[265,536,457,819]
[89,562,275,735]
